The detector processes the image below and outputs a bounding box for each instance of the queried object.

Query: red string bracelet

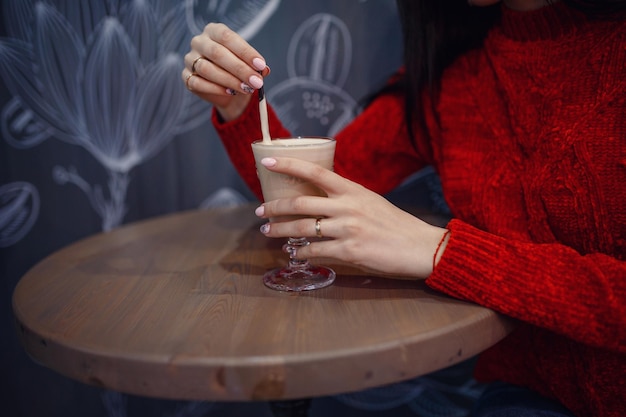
[433,230,450,272]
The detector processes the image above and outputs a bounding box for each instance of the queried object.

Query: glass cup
[251,137,336,291]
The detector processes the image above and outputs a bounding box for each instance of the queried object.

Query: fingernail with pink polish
[255,205,265,216]
[248,75,263,89]
[261,157,277,167]
[241,83,254,94]
[260,223,270,234]
[226,88,237,95]
[252,57,267,71]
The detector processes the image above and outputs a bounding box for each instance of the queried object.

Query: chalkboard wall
[1,2,465,416]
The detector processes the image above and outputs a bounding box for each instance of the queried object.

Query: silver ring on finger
[315,217,323,238]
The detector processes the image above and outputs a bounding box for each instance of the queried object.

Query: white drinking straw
[258,85,272,144]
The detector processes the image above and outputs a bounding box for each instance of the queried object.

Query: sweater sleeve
[332,89,431,194]
[426,219,626,354]
[212,86,431,200]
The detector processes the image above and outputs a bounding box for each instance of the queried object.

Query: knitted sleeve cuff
[425,219,626,351]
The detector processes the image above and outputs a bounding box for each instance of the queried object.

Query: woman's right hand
[182,23,270,121]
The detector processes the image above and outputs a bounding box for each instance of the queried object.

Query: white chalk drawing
[0,0,195,231]
[0,181,40,248]
[199,187,249,209]
[269,13,358,137]
[286,13,351,86]
[336,366,484,416]
[102,391,215,417]
[186,0,281,40]
[0,0,279,236]
[101,391,126,417]
[337,379,426,411]
[270,77,357,137]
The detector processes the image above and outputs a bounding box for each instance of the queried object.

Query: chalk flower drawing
[0,0,279,415]
[1,0,195,231]
[0,0,279,231]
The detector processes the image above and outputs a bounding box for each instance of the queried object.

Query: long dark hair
[394,0,626,141]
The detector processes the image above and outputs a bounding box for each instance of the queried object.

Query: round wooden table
[12,205,514,403]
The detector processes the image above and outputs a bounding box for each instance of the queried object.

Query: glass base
[263,265,336,292]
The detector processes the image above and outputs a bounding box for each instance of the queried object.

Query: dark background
[1,1,467,416]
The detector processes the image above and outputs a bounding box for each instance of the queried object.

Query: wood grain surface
[12,205,514,401]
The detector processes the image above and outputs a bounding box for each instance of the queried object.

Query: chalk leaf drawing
[185,0,281,40]
[269,13,357,138]
[0,182,40,248]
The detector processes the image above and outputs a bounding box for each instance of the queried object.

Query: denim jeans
[471,382,577,417]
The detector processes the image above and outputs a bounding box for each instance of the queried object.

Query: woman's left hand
[255,157,449,278]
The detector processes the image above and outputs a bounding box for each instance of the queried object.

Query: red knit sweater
[213,3,625,416]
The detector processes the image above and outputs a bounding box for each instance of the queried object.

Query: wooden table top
[12,205,514,402]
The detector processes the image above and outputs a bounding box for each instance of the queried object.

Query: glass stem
[284,237,311,270]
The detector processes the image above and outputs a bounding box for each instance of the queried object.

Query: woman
[182,0,625,415]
